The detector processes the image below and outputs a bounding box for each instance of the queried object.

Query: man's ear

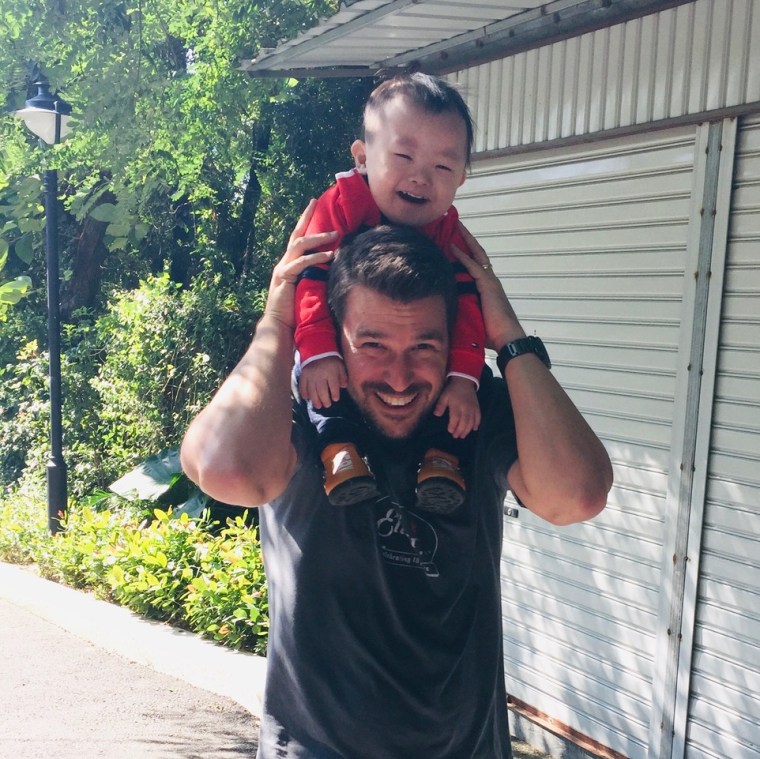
[351,139,367,170]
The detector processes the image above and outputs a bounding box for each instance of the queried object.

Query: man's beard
[362,405,436,444]
[351,381,438,443]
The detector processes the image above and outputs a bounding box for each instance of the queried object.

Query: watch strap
[496,336,551,375]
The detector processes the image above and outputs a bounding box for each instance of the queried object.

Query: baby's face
[351,95,468,227]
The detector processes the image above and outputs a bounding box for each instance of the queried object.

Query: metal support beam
[647,118,736,759]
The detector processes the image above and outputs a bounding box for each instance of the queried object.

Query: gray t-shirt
[257,371,517,759]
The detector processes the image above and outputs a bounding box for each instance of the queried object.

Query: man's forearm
[503,352,613,525]
[180,313,297,507]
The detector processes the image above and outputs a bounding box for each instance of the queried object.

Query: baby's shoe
[415,448,465,514]
[321,442,380,506]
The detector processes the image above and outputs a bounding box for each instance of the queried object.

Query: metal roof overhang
[241,0,692,79]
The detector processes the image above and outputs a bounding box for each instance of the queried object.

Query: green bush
[183,517,268,650]
[0,476,48,564]
[0,485,268,655]
[0,268,265,497]
[102,509,209,623]
[85,268,265,491]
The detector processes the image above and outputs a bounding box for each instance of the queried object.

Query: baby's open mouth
[398,191,428,205]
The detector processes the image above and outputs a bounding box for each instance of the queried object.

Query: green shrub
[0,475,48,564]
[183,515,268,652]
[0,269,264,498]
[85,268,265,489]
[102,508,204,623]
[0,335,50,487]
[34,505,126,593]
[0,488,268,655]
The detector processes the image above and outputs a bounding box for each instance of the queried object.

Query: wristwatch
[496,336,551,375]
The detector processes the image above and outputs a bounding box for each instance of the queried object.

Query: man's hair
[328,225,457,334]
[363,72,474,162]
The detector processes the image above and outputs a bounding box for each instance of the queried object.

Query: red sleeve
[425,210,487,383]
[449,292,486,381]
[294,173,381,361]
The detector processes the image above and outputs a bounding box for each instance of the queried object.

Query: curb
[0,561,267,717]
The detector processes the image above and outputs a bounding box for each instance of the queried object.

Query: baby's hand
[299,356,347,408]
[434,376,481,438]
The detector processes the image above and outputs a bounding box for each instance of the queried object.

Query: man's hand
[265,199,338,330]
[299,356,348,408]
[449,223,526,351]
[434,375,481,438]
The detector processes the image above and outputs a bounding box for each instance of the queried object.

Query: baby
[295,72,485,514]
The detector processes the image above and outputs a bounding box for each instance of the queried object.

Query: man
[181,202,613,759]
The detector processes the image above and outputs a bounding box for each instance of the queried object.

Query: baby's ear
[350,139,367,170]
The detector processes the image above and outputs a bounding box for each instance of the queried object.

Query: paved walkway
[0,562,265,758]
[0,561,549,758]
[0,598,260,758]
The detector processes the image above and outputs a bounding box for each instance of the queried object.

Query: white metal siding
[682,117,760,759]
[451,0,760,152]
[457,128,699,758]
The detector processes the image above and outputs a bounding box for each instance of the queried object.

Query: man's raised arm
[180,202,337,507]
[452,224,613,526]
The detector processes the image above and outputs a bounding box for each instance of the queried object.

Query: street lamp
[15,78,73,534]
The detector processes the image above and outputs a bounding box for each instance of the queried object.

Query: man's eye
[361,342,382,350]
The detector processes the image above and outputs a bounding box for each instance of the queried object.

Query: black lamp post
[15,78,73,534]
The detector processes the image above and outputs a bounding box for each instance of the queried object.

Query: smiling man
[181,208,613,759]
[326,228,455,442]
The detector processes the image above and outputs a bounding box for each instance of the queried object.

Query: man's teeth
[377,392,416,407]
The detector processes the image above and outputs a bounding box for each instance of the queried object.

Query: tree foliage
[1,0,370,295]
[0,0,374,495]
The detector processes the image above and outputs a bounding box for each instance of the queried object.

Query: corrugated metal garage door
[680,117,760,759]
[457,127,699,758]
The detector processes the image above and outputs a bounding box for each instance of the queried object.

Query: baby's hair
[363,72,474,162]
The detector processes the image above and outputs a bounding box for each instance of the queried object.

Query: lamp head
[15,79,72,145]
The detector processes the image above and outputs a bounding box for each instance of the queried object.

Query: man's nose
[383,354,414,390]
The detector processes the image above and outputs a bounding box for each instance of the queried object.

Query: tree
[1,0,364,298]
[0,0,374,494]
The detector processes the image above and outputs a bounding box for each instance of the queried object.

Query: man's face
[351,95,468,228]
[340,286,449,440]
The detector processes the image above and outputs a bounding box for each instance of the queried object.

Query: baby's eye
[395,153,412,161]
[437,164,453,172]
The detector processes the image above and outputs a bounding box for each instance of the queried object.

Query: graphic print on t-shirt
[376,498,440,577]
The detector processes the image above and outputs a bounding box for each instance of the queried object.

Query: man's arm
[180,202,337,507]
[452,224,613,526]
